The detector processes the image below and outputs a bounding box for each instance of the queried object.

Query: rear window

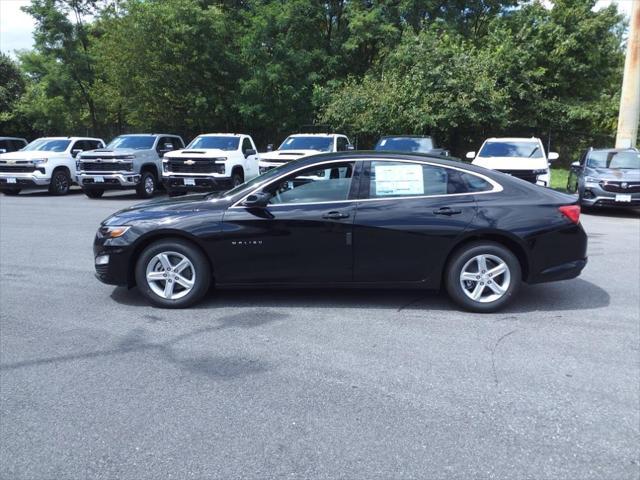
[187,136,239,151]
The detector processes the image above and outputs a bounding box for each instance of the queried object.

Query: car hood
[585,167,640,181]
[473,157,548,170]
[81,148,139,157]
[165,149,230,158]
[0,150,66,160]
[102,193,227,225]
[260,150,321,162]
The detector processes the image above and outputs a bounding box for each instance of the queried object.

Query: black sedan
[567,148,640,208]
[94,152,587,312]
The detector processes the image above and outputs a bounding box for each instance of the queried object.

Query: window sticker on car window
[374,164,424,196]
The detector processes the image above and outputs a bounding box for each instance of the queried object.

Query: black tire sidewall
[49,169,70,195]
[135,239,211,308]
[136,172,156,199]
[445,242,521,313]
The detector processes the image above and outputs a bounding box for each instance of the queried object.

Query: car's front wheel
[49,169,71,195]
[445,241,521,313]
[136,171,156,199]
[135,239,211,308]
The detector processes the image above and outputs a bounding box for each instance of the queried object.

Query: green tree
[0,53,27,135]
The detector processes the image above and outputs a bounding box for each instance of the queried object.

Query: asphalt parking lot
[1,189,639,480]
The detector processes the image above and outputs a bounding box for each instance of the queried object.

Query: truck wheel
[1,189,21,196]
[231,170,244,187]
[136,171,156,199]
[135,239,211,308]
[49,169,71,195]
[445,241,521,313]
[84,188,104,199]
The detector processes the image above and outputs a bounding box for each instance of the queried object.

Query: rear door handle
[433,207,462,216]
[322,211,350,220]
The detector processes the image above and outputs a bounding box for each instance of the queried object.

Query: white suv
[0,136,105,195]
[466,137,558,187]
[259,133,353,173]
[162,133,259,195]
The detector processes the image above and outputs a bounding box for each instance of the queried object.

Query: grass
[551,168,569,192]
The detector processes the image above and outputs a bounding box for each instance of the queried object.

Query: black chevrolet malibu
[94,152,587,312]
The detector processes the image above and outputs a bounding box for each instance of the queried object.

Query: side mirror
[243,191,271,208]
[466,151,476,160]
[347,145,355,151]
[0,149,6,154]
[571,161,580,168]
[72,149,83,158]
[244,148,257,158]
[267,144,274,152]
[548,152,559,161]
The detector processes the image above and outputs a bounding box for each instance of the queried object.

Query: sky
[0,0,636,58]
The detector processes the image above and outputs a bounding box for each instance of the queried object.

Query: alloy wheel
[145,175,155,194]
[459,254,511,303]
[145,251,195,300]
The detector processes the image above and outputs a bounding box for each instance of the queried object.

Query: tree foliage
[6,0,628,160]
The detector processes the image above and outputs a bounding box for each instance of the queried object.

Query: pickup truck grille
[80,161,133,172]
[600,181,640,193]
[167,159,224,174]
[0,165,37,173]
[497,169,538,184]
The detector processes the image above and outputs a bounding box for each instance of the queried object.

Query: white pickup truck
[466,137,558,187]
[162,133,259,195]
[259,133,353,174]
[0,136,105,195]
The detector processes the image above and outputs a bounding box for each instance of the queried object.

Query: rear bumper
[78,173,140,189]
[162,175,233,192]
[530,258,588,283]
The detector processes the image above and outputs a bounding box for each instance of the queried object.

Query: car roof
[36,136,103,141]
[195,133,246,137]
[378,135,433,139]
[288,133,342,137]
[0,137,27,141]
[589,147,638,153]
[117,133,180,137]
[484,137,541,142]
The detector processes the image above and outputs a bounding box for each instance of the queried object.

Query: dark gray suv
[567,148,640,208]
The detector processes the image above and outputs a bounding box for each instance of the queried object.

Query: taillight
[559,205,580,224]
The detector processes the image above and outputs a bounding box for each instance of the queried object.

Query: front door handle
[433,207,462,216]
[322,211,350,220]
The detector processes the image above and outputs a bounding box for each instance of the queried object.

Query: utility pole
[615,0,640,148]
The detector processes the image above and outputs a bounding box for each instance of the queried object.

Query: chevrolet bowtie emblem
[621,182,628,189]
[184,160,195,165]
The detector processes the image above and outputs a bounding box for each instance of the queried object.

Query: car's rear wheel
[231,170,243,187]
[84,188,104,199]
[1,188,21,195]
[136,171,156,199]
[49,169,71,195]
[445,241,521,313]
[135,239,211,308]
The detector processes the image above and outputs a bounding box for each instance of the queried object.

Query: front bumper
[0,172,50,188]
[162,174,234,191]
[78,173,141,189]
[93,237,134,287]
[581,183,640,208]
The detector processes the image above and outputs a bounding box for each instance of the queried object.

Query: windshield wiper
[527,147,540,158]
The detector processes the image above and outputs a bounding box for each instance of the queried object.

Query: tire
[135,239,211,308]
[1,189,21,196]
[445,241,521,313]
[48,169,71,195]
[231,169,244,187]
[136,171,156,199]
[84,188,104,199]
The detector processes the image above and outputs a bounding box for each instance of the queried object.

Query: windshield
[23,139,70,152]
[479,141,543,158]
[209,163,290,200]
[279,136,333,152]
[187,136,239,151]
[375,137,434,152]
[587,150,640,169]
[107,135,156,150]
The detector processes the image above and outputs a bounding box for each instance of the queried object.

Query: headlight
[121,155,135,160]
[32,158,48,166]
[98,225,130,238]
[584,176,600,183]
